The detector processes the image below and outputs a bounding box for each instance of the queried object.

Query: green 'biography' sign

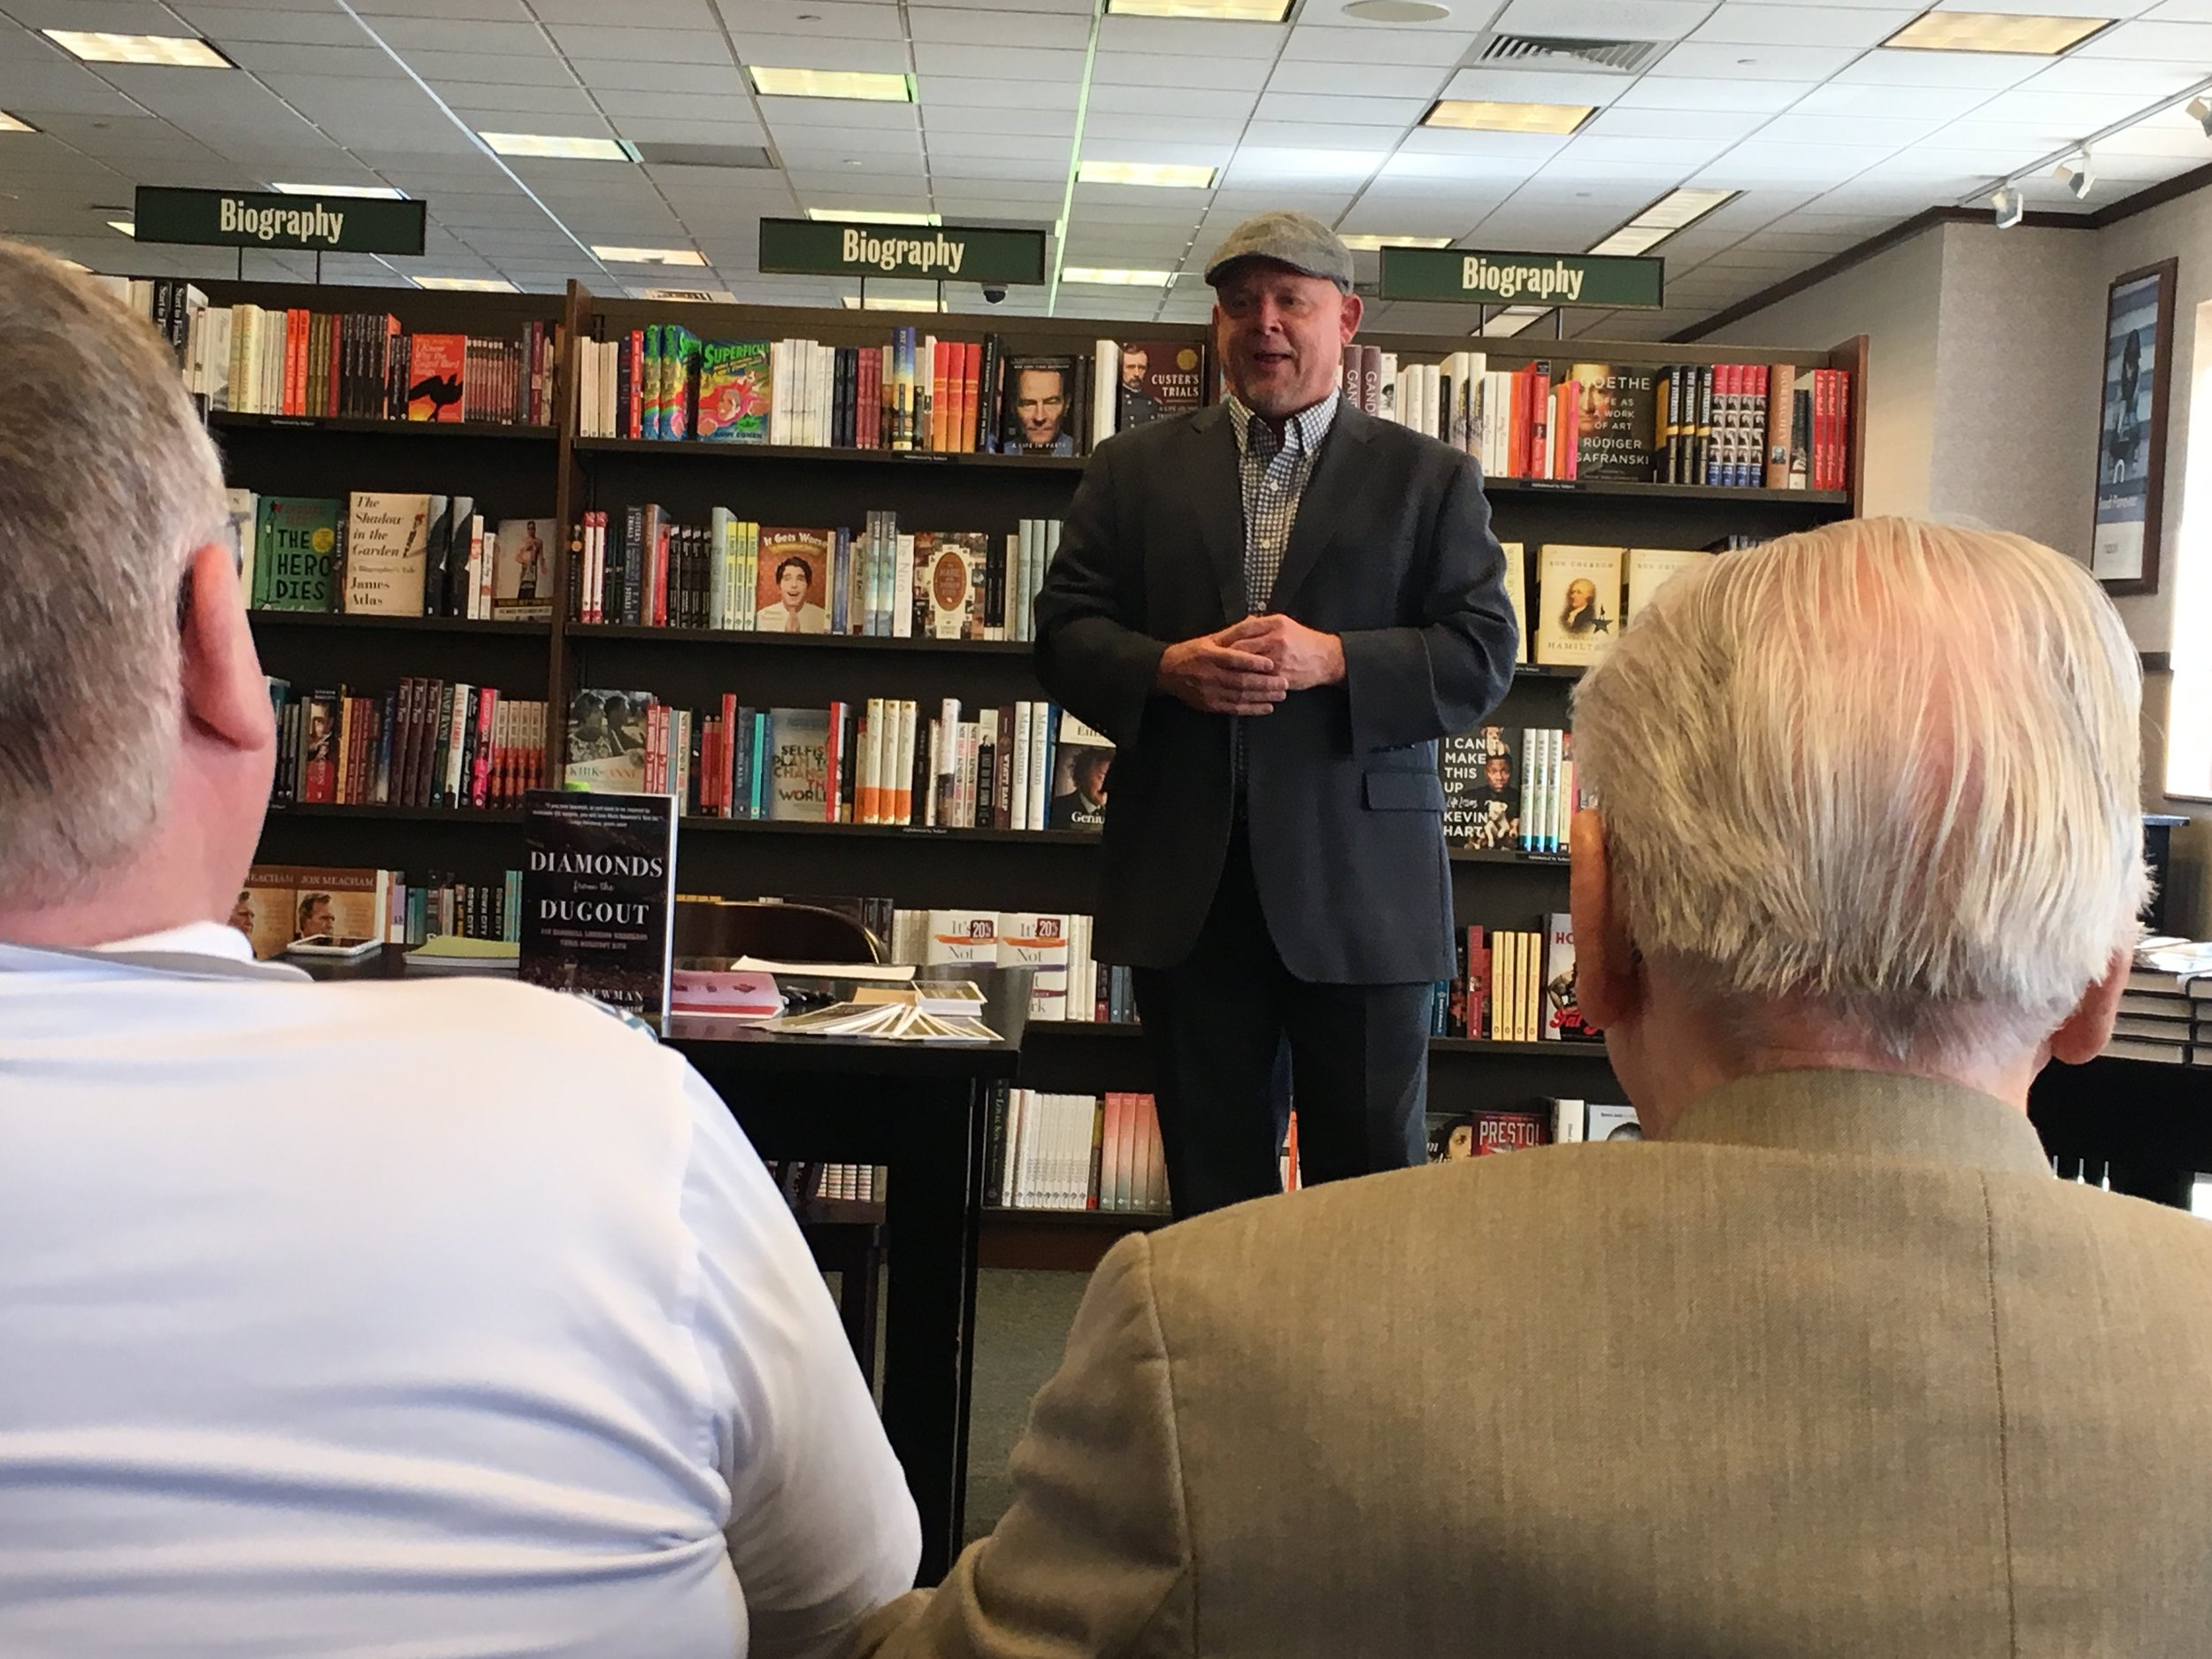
[132,186,428,255]
[757,218,1048,286]
[1379,247,1664,310]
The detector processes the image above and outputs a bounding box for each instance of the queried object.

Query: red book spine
[283,310,304,416]
[1832,370,1851,494]
[718,691,738,818]
[652,519,671,627]
[961,340,982,453]
[1507,370,1527,479]
[471,687,497,807]
[858,350,878,449]
[1815,371,1833,491]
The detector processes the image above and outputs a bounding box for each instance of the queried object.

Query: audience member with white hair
[847,515,2212,1659]
[0,242,918,1658]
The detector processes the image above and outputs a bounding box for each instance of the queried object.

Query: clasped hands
[1156,613,1345,716]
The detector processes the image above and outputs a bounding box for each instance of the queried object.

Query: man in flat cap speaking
[1032,211,1517,1216]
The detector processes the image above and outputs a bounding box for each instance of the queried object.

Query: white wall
[1700,225,1946,520]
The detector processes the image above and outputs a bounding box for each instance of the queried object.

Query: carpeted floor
[963,1269,1090,1541]
[832,1265,1091,1546]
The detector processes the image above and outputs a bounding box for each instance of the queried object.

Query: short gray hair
[0,242,228,896]
[1573,517,2148,1064]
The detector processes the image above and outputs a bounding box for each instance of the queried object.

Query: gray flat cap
[1203,210,1355,291]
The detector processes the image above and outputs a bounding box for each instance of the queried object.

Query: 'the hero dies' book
[519,789,680,1022]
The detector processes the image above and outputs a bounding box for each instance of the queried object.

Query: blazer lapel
[1270,402,1375,611]
[1186,403,1248,622]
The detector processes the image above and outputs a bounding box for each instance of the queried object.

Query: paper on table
[732,956,916,982]
[410,935,520,959]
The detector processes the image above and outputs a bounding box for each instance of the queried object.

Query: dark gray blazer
[1033,399,1517,984]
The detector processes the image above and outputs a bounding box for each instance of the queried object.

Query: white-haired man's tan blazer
[849,1070,2212,1658]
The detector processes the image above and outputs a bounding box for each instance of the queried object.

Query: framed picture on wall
[2089,258,2177,596]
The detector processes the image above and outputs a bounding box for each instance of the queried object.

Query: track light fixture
[1991,185,2025,228]
[2190,97,2212,140]
[2055,150,2094,201]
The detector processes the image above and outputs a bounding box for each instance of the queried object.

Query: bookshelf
[211,275,1863,1260]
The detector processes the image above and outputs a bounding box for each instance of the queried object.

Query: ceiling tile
[911,43,1084,81]
[1557,131,1739,165]
[444,81,600,114]
[416,50,580,85]
[1688,4,1917,47]
[723,31,910,72]
[1087,81,1256,115]
[1791,80,1996,118]
[566,60,746,94]
[1093,50,1271,89]
[534,0,721,24]
[1242,119,1408,149]
[1278,22,1476,62]
[1580,104,1773,140]
[1613,75,1814,111]
[910,5,1092,47]
[1754,111,1943,147]
[1275,61,1450,96]
[180,6,375,45]
[222,42,400,77]
[919,73,1082,109]
[2076,17,2212,56]
[546,24,733,63]
[2020,57,2203,96]
[1650,41,1863,78]
[368,17,548,53]
[926,102,1080,135]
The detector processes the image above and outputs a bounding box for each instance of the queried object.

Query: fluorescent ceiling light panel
[1586,224,1671,256]
[841,296,944,311]
[0,111,37,134]
[273,182,407,199]
[108,220,135,237]
[480,132,633,162]
[1882,12,2113,54]
[807,208,941,226]
[1632,187,1738,230]
[414,277,518,291]
[590,245,708,265]
[1339,234,1454,250]
[1423,100,1594,134]
[1077,159,1217,188]
[1062,266,1176,285]
[42,30,233,66]
[1103,0,1293,17]
[748,67,915,102]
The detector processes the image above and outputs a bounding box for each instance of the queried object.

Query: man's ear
[2048,947,2130,1065]
[180,540,271,755]
[1570,810,1640,1032]
[1339,289,1363,344]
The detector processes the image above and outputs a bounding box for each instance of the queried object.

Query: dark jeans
[1132,830,1432,1218]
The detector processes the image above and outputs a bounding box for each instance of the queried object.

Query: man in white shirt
[0,244,918,1655]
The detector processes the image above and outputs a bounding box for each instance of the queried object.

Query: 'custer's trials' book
[518,789,679,1023]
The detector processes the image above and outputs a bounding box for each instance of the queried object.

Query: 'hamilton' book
[519,789,680,1022]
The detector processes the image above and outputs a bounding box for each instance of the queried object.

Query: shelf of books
[169,271,1861,1260]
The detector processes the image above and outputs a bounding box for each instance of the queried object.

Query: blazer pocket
[1363,771,1446,812]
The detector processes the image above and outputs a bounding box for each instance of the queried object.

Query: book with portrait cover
[995,354,1079,457]
[1533,544,1624,667]
[1624,546,1710,626]
[235,864,392,958]
[406,333,466,422]
[696,339,770,443]
[519,789,679,1022]
[564,687,649,793]
[1115,339,1203,433]
[1440,726,1519,850]
[1568,363,1660,481]
[754,528,832,634]
[252,496,342,611]
[342,491,430,616]
[1586,1102,1643,1141]
[491,518,555,619]
[767,706,833,822]
[1048,711,1112,832]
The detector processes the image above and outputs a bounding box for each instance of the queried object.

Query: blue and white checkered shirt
[1227,389,1340,612]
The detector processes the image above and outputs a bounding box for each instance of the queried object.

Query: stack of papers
[405,935,519,973]
[762,998,1000,1043]
[855,980,987,1019]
